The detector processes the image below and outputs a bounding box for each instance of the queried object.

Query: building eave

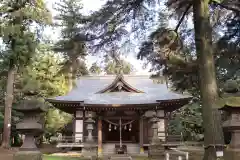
[46,97,191,114]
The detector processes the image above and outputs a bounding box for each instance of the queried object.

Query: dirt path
[0,148,17,160]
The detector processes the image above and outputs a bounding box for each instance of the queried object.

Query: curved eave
[46,98,84,104]
[45,98,84,114]
[158,97,192,112]
[45,97,191,113]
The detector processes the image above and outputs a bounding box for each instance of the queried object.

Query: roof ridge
[76,75,151,79]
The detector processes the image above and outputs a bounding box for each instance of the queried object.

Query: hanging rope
[103,119,135,126]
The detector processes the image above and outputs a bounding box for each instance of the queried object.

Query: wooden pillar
[98,117,102,156]
[83,111,85,142]
[139,116,144,154]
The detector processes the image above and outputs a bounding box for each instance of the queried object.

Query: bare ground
[0,148,16,160]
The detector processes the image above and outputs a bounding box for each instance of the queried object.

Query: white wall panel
[75,119,83,142]
[75,120,83,132]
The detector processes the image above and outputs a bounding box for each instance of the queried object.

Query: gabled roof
[46,75,191,106]
[96,75,144,93]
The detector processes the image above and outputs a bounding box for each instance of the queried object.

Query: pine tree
[54,0,89,91]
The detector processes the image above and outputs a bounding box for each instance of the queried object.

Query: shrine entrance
[102,118,139,143]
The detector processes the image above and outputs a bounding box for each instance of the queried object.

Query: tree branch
[213,1,240,13]
[174,4,192,32]
[218,4,240,13]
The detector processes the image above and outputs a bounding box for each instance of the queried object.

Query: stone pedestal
[13,151,42,160]
[224,149,240,160]
[229,130,240,148]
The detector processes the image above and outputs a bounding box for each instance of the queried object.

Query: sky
[44,0,155,75]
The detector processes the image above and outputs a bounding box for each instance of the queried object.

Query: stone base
[82,147,98,160]
[13,151,42,160]
[140,147,144,154]
[109,154,132,160]
[224,149,240,160]
[148,144,165,159]
[98,147,103,157]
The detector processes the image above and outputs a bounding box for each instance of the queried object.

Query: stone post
[139,116,144,154]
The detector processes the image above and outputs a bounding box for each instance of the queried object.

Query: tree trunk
[192,0,224,160]
[1,60,15,149]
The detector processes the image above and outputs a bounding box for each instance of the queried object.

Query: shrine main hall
[46,75,191,155]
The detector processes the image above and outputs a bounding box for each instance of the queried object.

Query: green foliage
[43,155,85,160]
[45,108,72,139]
[169,103,204,141]
[104,59,134,75]
[0,0,51,66]
[18,44,68,98]
[89,62,102,74]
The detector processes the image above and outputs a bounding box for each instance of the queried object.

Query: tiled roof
[47,75,191,105]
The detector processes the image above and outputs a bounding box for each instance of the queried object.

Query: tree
[192,1,224,158]
[89,62,102,74]
[103,50,135,75]
[54,0,89,91]
[0,0,50,148]
[104,59,134,75]
[86,0,240,159]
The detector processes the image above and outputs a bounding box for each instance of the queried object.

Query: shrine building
[46,75,191,155]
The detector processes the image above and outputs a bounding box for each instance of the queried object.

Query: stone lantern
[144,110,165,159]
[13,94,46,160]
[219,80,240,159]
[150,117,160,144]
[83,112,97,159]
[85,115,95,142]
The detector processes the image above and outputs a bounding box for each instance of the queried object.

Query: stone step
[109,155,132,160]
[102,144,140,155]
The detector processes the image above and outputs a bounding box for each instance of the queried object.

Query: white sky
[44,0,153,75]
